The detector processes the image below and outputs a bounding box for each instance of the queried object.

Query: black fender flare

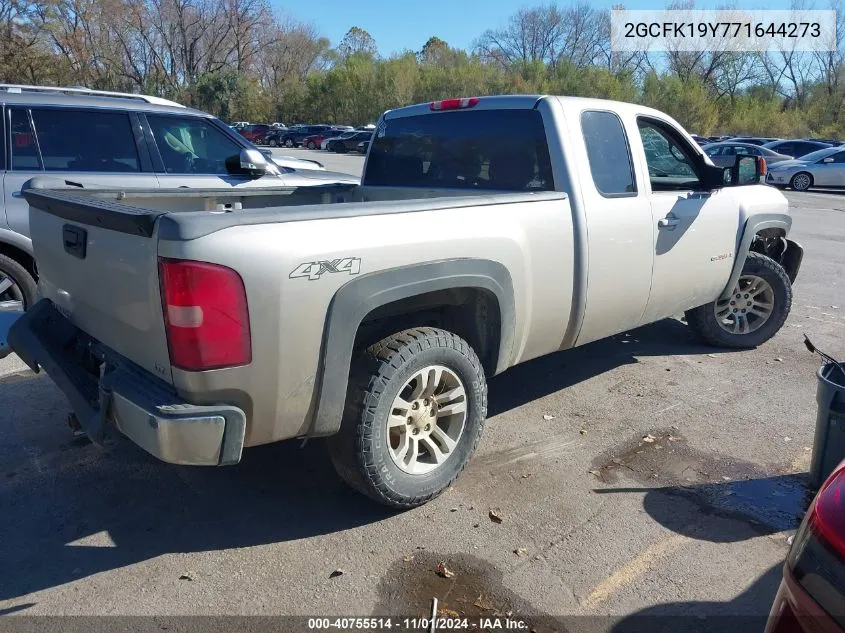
[721,215,795,300]
[308,259,515,438]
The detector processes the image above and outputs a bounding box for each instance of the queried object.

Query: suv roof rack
[0,84,185,108]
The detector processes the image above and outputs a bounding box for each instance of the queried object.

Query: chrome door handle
[658,214,681,229]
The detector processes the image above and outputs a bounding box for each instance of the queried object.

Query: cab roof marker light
[430,98,480,111]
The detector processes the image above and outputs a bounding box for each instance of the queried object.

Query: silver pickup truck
[8,95,803,508]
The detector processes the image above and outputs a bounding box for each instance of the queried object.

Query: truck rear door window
[580,110,636,196]
[364,109,554,191]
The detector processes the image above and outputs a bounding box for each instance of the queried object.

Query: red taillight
[158,258,251,371]
[429,97,479,111]
[808,465,845,555]
[760,157,768,176]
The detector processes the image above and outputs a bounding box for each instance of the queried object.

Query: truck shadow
[489,317,727,417]
[0,410,394,601]
[593,473,811,544]
[606,563,782,633]
[0,317,727,602]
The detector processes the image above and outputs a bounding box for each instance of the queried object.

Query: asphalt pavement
[1,157,843,629]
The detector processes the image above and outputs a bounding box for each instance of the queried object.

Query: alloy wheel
[714,274,775,334]
[387,365,467,475]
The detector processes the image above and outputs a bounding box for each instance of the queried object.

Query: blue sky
[277,0,796,56]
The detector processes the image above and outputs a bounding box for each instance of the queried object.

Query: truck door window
[30,108,141,173]
[580,110,636,196]
[364,109,554,191]
[637,120,702,191]
[9,109,42,171]
[147,115,243,175]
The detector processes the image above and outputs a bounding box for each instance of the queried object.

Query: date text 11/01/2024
[622,21,821,39]
[307,617,530,630]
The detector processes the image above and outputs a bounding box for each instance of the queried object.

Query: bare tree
[258,17,329,86]
[474,4,564,68]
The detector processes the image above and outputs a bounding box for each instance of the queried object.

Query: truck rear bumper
[8,299,246,466]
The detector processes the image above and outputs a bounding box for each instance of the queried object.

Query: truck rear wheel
[0,253,37,312]
[685,252,792,349]
[327,327,487,508]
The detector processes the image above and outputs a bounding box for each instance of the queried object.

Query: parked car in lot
[702,142,792,167]
[238,123,272,145]
[0,84,356,311]
[230,121,249,130]
[730,137,781,146]
[321,131,354,149]
[763,139,832,158]
[766,145,845,191]
[270,122,286,129]
[8,95,802,508]
[765,460,845,633]
[303,128,352,150]
[269,124,333,148]
[808,137,844,146]
[327,130,373,153]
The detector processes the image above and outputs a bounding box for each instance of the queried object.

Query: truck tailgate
[25,189,172,383]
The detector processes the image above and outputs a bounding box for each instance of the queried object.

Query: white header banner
[610,9,837,52]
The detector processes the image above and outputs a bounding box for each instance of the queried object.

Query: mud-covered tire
[790,172,813,191]
[0,254,37,311]
[327,327,488,509]
[685,252,792,349]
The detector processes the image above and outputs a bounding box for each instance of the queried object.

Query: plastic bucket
[810,362,845,488]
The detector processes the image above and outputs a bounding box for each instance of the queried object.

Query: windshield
[364,109,554,190]
[798,147,840,162]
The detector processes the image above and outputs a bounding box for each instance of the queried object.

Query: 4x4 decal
[289,258,361,281]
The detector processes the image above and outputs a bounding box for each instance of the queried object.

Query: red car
[766,459,845,633]
[302,133,331,150]
[239,124,271,144]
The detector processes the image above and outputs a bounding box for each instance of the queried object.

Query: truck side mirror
[723,154,764,186]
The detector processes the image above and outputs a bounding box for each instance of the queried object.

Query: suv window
[10,109,41,171]
[580,110,636,196]
[365,109,554,190]
[638,119,701,191]
[30,108,140,173]
[147,115,243,175]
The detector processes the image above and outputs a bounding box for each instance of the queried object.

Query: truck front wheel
[327,327,487,508]
[685,252,792,349]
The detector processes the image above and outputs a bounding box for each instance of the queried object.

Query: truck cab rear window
[364,109,554,191]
